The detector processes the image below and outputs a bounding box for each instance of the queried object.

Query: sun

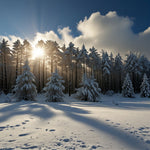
[32,46,45,59]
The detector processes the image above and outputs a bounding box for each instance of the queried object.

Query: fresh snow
[0,94,150,150]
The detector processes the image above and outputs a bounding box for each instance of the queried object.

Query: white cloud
[0,11,150,57]
[74,11,137,55]
[73,11,150,57]
[0,35,23,48]
[140,27,150,35]
[33,30,63,45]
[58,27,74,45]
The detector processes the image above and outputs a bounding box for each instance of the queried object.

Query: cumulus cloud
[0,11,150,57]
[33,30,63,45]
[73,11,150,57]
[58,27,74,45]
[74,11,137,54]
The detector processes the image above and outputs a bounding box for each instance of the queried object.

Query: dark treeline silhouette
[0,38,150,95]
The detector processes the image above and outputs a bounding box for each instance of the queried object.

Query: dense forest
[0,38,150,96]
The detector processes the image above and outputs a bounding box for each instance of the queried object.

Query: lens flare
[32,46,44,59]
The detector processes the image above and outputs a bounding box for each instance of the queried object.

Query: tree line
[0,38,150,95]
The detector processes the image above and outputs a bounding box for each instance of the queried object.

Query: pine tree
[12,40,22,79]
[64,42,76,96]
[114,53,123,92]
[103,61,110,75]
[122,73,134,98]
[14,60,37,101]
[0,39,12,93]
[76,74,101,102]
[140,74,150,97]
[89,47,101,74]
[44,70,65,102]
[78,44,89,74]
[124,52,141,92]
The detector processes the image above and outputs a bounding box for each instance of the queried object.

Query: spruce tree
[44,70,65,102]
[122,73,134,98]
[14,60,37,101]
[140,74,150,97]
[76,74,101,102]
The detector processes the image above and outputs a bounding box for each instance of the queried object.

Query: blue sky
[0,0,150,57]
[0,0,150,38]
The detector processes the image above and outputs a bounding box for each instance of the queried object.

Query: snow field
[0,94,150,150]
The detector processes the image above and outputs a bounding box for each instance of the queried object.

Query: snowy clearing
[0,94,150,150]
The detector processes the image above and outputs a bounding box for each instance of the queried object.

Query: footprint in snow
[0,126,6,131]
[130,131,133,134]
[24,120,30,122]
[55,142,63,146]
[49,129,55,132]
[15,124,20,127]
[19,133,29,137]
[8,140,16,142]
[91,145,97,149]
[124,128,128,130]
[139,127,145,130]
[63,138,70,142]
[65,146,75,150]
[20,145,38,149]
[80,144,86,148]
[90,145,103,149]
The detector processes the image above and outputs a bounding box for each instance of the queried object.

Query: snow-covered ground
[0,94,150,150]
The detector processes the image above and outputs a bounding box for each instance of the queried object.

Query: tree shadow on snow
[69,98,150,110]
[47,102,90,114]
[50,103,149,150]
[0,102,55,123]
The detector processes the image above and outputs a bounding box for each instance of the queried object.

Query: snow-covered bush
[14,60,37,101]
[0,91,11,103]
[105,90,114,96]
[122,73,134,98]
[140,74,150,97]
[76,74,101,102]
[44,70,65,102]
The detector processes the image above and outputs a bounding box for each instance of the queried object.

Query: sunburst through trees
[0,38,150,98]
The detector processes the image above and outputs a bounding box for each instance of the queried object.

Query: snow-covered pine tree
[14,60,37,101]
[76,74,101,102]
[140,74,150,97]
[44,70,65,102]
[122,73,134,98]
[89,46,101,74]
[103,61,110,75]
